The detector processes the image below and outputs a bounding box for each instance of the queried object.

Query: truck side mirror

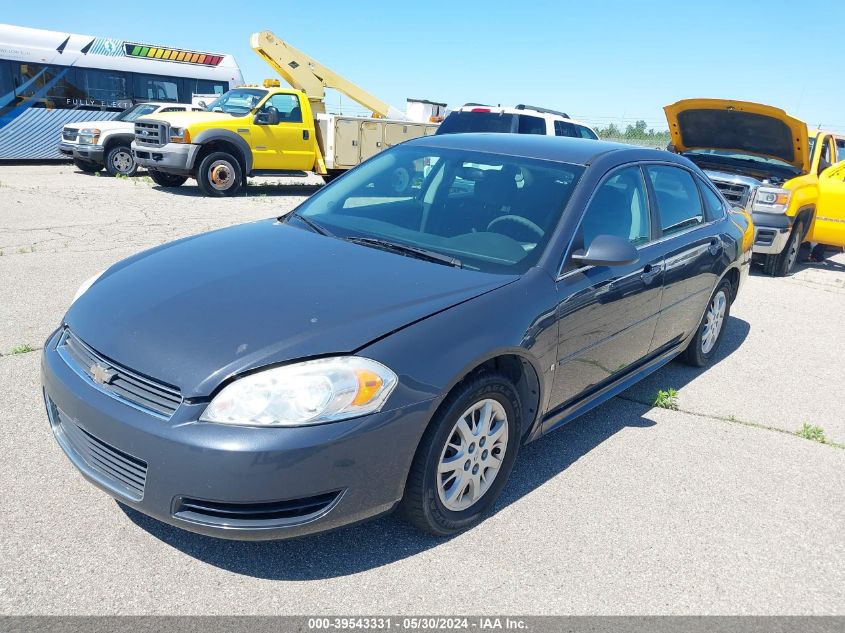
[254,106,280,125]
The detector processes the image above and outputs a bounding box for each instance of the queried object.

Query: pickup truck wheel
[73,158,102,173]
[681,279,733,367]
[148,170,187,188]
[105,145,137,177]
[763,220,804,276]
[197,151,243,197]
[402,373,521,536]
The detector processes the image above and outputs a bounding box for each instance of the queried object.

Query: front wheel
[196,151,244,196]
[402,374,521,536]
[763,220,804,276]
[148,170,187,188]
[681,279,733,367]
[104,145,137,177]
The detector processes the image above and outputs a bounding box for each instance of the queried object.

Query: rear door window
[517,114,546,135]
[646,165,705,236]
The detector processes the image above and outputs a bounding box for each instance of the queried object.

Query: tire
[196,151,243,197]
[389,166,411,194]
[148,169,187,188]
[104,144,137,177]
[402,373,522,536]
[73,158,101,173]
[321,169,344,185]
[763,219,804,276]
[681,279,733,367]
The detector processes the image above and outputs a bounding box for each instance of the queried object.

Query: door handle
[709,237,723,256]
[302,130,309,140]
[640,263,663,284]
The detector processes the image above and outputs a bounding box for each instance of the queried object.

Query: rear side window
[517,115,546,135]
[646,166,704,236]
[697,177,726,220]
[554,120,597,139]
[576,125,598,140]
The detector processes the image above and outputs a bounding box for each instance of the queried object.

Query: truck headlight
[751,187,791,213]
[200,357,398,427]
[169,127,191,143]
[78,128,101,145]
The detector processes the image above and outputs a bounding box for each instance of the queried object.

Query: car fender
[191,129,253,173]
[359,269,558,444]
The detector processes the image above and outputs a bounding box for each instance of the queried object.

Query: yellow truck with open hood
[665,99,845,275]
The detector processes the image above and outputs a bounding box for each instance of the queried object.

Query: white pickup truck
[59,102,205,176]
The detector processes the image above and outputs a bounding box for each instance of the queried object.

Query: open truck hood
[664,99,809,173]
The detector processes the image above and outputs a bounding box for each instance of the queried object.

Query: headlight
[201,356,398,427]
[78,128,101,145]
[169,127,191,143]
[751,187,791,213]
[71,270,104,305]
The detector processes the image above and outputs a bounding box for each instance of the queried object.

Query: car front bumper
[131,142,199,176]
[72,145,105,163]
[41,328,434,540]
[751,212,793,255]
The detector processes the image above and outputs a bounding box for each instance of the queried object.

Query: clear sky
[4,0,844,132]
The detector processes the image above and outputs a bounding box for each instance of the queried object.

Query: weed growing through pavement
[653,388,679,410]
[796,423,827,444]
[10,344,35,354]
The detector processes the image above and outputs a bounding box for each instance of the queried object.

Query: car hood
[65,219,517,397]
[139,111,240,127]
[664,99,809,172]
[63,119,129,132]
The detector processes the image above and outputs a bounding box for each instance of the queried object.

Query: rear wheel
[763,219,805,276]
[148,169,187,188]
[197,151,243,197]
[73,158,101,173]
[402,374,521,536]
[681,279,733,367]
[104,144,137,177]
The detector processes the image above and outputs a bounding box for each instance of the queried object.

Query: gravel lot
[1,165,843,615]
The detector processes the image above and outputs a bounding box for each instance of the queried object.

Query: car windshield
[291,145,585,274]
[117,103,160,122]
[206,88,267,116]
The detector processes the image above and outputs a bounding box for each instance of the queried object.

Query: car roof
[404,132,673,166]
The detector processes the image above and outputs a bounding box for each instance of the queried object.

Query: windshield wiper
[346,237,462,268]
[285,211,335,237]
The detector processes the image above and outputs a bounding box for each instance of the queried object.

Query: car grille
[173,492,342,528]
[134,121,166,147]
[47,397,148,501]
[58,329,182,419]
[712,180,751,208]
[62,127,78,142]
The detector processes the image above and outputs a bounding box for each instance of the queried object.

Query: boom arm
[250,31,408,121]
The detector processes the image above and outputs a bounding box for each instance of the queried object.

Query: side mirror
[254,106,280,125]
[197,100,207,110]
[571,234,639,267]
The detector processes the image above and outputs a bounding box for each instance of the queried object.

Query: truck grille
[47,396,148,501]
[712,180,751,208]
[135,121,166,147]
[57,329,182,419]
[62,127,78,142]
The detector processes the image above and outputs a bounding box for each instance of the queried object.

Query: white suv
[436,104,598,139]
[59,102,205,176]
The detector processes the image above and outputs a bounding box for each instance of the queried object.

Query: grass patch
[653,388,679,410]
[10,343,35,354]
[796,423,827,444]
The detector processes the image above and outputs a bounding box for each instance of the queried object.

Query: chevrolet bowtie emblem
[90,363,117,385]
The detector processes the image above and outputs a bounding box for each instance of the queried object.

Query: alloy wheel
[701,289,727,354]
[437,398,509,512]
